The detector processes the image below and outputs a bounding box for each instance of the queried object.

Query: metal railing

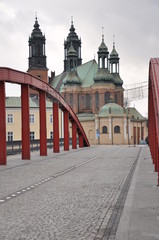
[6,138,73,156]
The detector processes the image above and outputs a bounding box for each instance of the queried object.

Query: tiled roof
[126,107,146,120]
[51,59,98,91]
[6,97,52,108]
[76,112,95,121]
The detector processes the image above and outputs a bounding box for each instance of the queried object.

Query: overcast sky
[0,0,158,116]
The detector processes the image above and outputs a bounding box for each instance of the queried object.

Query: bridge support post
[39,90,47,156]
[0,81,6,165]
[72,121,77,149]
[63,109,69,151]
[78,133,84,148]
[53,102,59,153]
[21,84,30,160]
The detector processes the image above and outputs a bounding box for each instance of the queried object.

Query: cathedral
[49,19,148,145]
[5,17,148,145]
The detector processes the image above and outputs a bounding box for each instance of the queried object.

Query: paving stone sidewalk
[0,145,146,240]
[115,146,159,240]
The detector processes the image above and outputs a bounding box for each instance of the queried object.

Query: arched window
[63,93,67,102]
[88,130,93,140]
[37,44,41,56]
[86,94,91,109]
[115,94,118,103]
[95,91,99,110]
[70,60,73,70]
[102,126,107,134]
[114,125,120,133]
[104,91,110,104]
[70,93,73,108]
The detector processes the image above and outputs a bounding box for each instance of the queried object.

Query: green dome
[63,70,82,85]
[112,73,123,86]
[99,103,124,117]
[98,41,108,53]
[94,69,114,83]
[110,47,119,59]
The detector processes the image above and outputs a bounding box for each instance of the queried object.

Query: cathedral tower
[64,18,82,72]
[28,16,48,83]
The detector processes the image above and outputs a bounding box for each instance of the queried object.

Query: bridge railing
[148,58,159,185]
[6,138,75,155]
[0,67,90,165]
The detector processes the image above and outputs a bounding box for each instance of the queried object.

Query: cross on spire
[35,11,37,20]
[102,27,104,42]
[71,16,73,25]
[113,35,115,48]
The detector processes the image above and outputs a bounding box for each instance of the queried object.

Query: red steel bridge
[0,67,90,165]
[149,58,159,185]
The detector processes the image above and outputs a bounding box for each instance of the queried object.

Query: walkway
[0,145,158,240]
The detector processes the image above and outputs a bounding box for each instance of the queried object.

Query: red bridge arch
[148,58,159,185]
[0,67,90,165]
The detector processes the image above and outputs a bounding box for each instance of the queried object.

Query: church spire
[109,36,119,73]
[28,16,48,84]
[34,12,39,29]
[71,16,73,26]
[28,16,47,71]
[64,18,82,72]
[109,36,123,86]
[97,29,109,69]
[93,32,114,84]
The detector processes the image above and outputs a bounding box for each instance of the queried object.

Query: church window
[102,126,107,134]
[29,46,32,57]
[121,94,123,106]
[99,57,102,68]
[114,125,120,133]
[112,64,116,73]
[70,60,73,70]
[95,91,99,110]
[70,93,73,108]
[37,44,41,56]
[104,91,110,104]
[115,94,118,103]
[43,44,45,55]
[105,58,108,68]
[86,94,91,109]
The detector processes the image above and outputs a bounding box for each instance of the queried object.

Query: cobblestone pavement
[0,145,142,240]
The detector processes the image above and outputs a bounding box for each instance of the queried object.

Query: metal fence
[6,138,73,155]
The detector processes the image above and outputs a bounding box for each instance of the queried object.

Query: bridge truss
[0,67,90,165]
[148,58,159,185]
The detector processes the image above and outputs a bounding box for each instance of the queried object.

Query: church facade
[50,20,148,145]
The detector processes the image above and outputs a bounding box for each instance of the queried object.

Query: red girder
[148,58,159,185]
[0,67,90,163]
